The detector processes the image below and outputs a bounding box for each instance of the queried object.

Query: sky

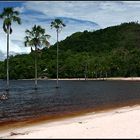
[0,1,140,60]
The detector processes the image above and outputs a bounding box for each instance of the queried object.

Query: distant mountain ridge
[50,21,140,53]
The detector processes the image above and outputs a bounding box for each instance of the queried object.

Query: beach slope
[1,105,140,139]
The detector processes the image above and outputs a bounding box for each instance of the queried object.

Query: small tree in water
[51,18,66,88]
[24,25,50,89]
[0,7,21,90]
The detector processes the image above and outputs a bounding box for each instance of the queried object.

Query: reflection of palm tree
[0,7,21,90]
[24,25,50,89]
[51,19,66,87]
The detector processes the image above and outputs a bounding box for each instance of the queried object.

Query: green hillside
[1,22,140,79]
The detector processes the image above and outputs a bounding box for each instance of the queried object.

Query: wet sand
[0,98,140,138]
[0,104,140,139]
[0,78,140,138]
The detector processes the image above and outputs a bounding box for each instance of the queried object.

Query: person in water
[0,92,8,100]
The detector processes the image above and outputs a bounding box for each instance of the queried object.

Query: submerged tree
[51,18,66,87]
[24,25,50,89]
[0,7,21,90]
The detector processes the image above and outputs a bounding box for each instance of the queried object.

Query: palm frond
[12,16,21,24]
[3,23,7,33]
[24,25,50,49]
[50,18,66,32]
[0,13,3,18]
[13,10,19,16]
[0,7,21,34]
[9,27,12,34]
[44,34,51,39]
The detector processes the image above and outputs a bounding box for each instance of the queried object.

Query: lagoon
[0,80,140,126]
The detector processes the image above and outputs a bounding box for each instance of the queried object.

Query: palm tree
[0,7,21,91]
[24,25,50,89]
[50,18,66,87]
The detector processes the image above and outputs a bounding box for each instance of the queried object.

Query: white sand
[20,77,140,81]
[42,77,140,80]
[1,105,140,139]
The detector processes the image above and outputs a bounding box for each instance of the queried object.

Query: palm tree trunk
[56,29,59,87]
[35,46,38,89]
[106,72,108,80]
[6,28,10,91]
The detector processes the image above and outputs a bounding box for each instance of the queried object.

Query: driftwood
[10,131,30,136]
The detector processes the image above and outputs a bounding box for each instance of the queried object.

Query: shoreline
[0,77,140,138]
[1,104,140,138]
[1,99,140,138]
[48,77,140,81]
[2,77,140,81]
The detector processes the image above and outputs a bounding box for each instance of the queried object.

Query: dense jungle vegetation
[1,22,140,79]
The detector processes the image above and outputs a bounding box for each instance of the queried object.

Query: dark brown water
[0,80,140,125]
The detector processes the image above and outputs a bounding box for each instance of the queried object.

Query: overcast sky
[0,1,140,60]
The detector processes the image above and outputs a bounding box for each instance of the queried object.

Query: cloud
[23,1,140,28]
[0,10,99,60]
[33,16,100,44]
[1,1,140,61]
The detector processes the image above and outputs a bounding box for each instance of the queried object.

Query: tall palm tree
[50,18,66,87]
[24,25,50,89]
[0,7,21,91]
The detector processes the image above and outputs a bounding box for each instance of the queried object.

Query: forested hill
[51,22,140,53]
[1,22,140,79]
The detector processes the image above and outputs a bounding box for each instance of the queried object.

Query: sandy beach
[1,77,140,139]
[20,77,140,81]
[37,77,140,81]
[0,105,140,139]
